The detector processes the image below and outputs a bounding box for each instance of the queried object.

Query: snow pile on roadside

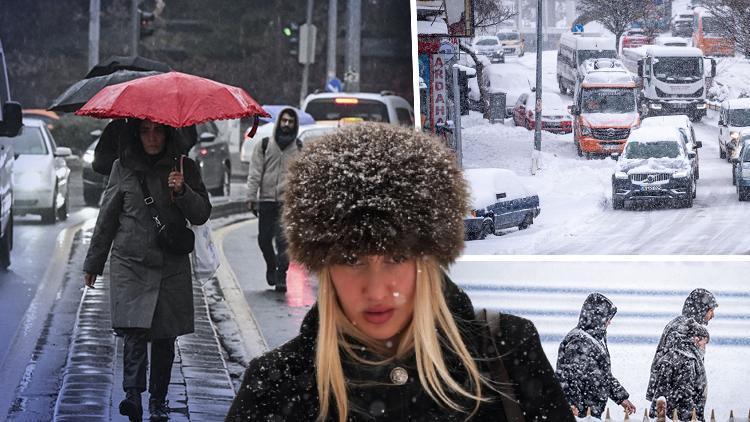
[711,57,750,102]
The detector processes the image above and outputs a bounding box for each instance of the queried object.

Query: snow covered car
[731,136,750,201]
[11,118,71,223]
[512,91,572,134]
[640,115,702,179]
[654,36,689,47]
[611,127,696,209]
[496,29,524,56]
[463,168,540,240]
[621,28,652,49]
[718,99,750,161]
[471,35,505,63]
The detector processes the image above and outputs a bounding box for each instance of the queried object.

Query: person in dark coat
[226,124,575,422]
[648,319,709,421]
[83,119,211,422]
[646,288,717,403]
[556,293,636,418]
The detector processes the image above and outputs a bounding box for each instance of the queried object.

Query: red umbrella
[76,71,269,127]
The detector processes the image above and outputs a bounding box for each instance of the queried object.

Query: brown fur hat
[282,123,468,272]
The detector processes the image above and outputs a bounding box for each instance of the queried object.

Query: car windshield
[7,126,48,155]
[305,99,390,123]
[653,57,703,82]
[577,49,617,66]
[497,33,519,41]
[624,141,682,159]
[476,38,498,46]
[728,109,750,127]
[580,88,637,114]
[702,17,722,35]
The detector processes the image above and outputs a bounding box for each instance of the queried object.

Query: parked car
[301,92,414,127]
[0,37,22,268]
[187,120,231,197]
[496,29,524,56]
[611,127,696,209]
[718,99,750,161]
[671,13,694,38]
[12,118,71,223]
[81,137,108,206]
[621,28,653,50]
[512,92,572,134]
[22,109,59,130]
[731,135,750,200]
[463,168,540,240]
[471,35,505,63]
[640,115,702,179]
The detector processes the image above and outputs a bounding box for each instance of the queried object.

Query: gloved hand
[248,200,258,217]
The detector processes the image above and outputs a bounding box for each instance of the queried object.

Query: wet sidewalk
[53,227,235,421]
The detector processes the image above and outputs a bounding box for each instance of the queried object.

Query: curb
[210,200,249,220]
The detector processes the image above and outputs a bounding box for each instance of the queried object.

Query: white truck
[621,46,716,122]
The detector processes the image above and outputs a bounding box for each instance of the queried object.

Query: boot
[148,397,170,421]
[119,389,143,422]
[265,267,276,286]
[274,270,287,292]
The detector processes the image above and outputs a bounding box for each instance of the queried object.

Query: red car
[512,92,572,134]
[621,28,653,49]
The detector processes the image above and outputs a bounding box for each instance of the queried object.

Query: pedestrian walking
[646,288,717,402]
[83,119,211,422]
[648,319,709,421]
[246,107,302,292]
[226,123,574,422]
[556,293,637,418]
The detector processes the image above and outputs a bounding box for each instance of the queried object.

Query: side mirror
[610,152,620,160]
[55,147,72,157]
[569,105,580,115]
[730,157,739,164]
[496,192,507,200]
[695,141,703,148]
[0,102,23,137]
[199,131,216,143]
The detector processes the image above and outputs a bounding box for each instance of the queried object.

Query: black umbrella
[85,55,170,78]
[48,70,162,112]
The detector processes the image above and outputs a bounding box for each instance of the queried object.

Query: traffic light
[282,22,300,57]
[139,9,155,38]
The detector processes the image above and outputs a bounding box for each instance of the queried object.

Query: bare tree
[576,0,649,52]
[457,0,516,112]
[703,0,750,56]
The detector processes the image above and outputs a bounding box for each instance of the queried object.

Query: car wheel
[518,214,533,230]
[83,187,102,207]
[41,187,57,224]
[692,179,697,199]
[576,139,583,157]
[683,184,694,208]
[0,211,13,270]
[478,221,493,240]
[612,190,624,210]
[209,165,232,197]
[732,166,737,186]
[57,189,69,221]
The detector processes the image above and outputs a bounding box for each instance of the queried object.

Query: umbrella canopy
[76,71,270,127]
[260,105,315,125]
[85,55,170,78]
[49,70,162,112]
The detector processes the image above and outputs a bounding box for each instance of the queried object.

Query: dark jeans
[257,201,289,282]
[121,328,176,400]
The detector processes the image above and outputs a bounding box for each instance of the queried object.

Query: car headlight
[730,131,740,140]
[615,171,629,180]
[83,150,95,164]
[696,103,707,109]
[17,171,46,189]
[649,103,662,110]
[580,125,593,136]
[673,169,689,178]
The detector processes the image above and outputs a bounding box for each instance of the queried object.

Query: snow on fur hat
[282,123,469,272]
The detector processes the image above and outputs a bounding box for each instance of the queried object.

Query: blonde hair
[315,257,490,422]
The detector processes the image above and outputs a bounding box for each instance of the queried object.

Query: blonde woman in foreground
[225,123,575,422]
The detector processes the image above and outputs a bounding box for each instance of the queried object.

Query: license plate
[603,144,620,150]
[674,103,688,109]
[641,186,660,191]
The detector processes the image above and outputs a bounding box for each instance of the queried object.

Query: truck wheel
[518,214,533,230]
[0,212,12,270]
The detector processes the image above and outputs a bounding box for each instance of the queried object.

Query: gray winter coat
[246,108,301,203]
[83,126,211,339]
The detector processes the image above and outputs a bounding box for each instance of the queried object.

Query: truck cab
[570,68,640,158]
[557,33,617,95]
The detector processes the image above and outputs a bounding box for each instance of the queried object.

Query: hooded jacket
[246,107,301,203]
[646,288,717,401]
[648,319,708,421]
[226,277,575,422]
[555,293,629,418]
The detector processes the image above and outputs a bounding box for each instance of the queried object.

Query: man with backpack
[247,108,302,292]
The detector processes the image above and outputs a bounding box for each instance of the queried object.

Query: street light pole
[88,0,100,70]
[326,0,337,82]
[452,65,463,169]
[130,0,139,56]
[300,0,315,105]
[344,0,361,92]
[532,0,543,174]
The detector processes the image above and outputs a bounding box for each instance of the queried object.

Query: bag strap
[476,308,526,422]
[138,174,165,233]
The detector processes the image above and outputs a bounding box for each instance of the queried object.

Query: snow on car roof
[646,46,704,57]
[582,69,635,86]
[573,36,616,51]
[628,126,683,143]
[473,35,499,44]
[464,168,530,208]
[641,115,691,129]
[654,36,689,46]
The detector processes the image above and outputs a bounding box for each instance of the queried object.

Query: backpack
[261,137,302,155]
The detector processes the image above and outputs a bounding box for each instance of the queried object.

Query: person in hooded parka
[556,293,636,418]
[225,123,575,422]
[648,319,709,421]
[83,119,211,421]
[646,288,717,403]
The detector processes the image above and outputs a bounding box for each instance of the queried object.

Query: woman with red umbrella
[82,118,211,421]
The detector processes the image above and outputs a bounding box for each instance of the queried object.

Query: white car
[471,36,505,63]
[718,99,750,161]
[12,118,71,223]
[240,123,338,166]
[496,29,524,56]
[301,92,414,127]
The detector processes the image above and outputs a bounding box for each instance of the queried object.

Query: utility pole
[326,0,337,82]
[452,65,463,169]
[300,0,315,105]
[88,0,100,70]
[532,0,543,174]
[130,0,139,56]
[344,0,361,92]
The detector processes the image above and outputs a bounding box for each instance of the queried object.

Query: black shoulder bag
[138,175,194,255]
[475,308,526,422]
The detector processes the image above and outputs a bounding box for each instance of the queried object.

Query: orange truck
[692,7,735,57]
[569,67,640,158]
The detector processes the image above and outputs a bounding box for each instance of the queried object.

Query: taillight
[335,98,359,105]
[199,148,209,156]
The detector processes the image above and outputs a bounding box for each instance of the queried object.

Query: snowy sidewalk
[52,226,235,421]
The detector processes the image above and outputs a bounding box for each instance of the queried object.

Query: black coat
[648,328,707,421]
[226,279,574,422]
[555,293,629,418]
[646,288,716,401]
